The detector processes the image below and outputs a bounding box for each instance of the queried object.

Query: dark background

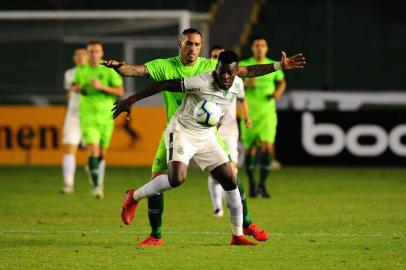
[0,0,405,99]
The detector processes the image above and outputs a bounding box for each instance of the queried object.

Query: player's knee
[222,171,237,191]
[246,147,256,155]
[261,142,273,153]
[168,173,186,188]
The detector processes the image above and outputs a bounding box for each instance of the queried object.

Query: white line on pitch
[0,230,399,238]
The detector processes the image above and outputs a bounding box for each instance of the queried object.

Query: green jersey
[145,56,217,122]
[73,64,123,123]
[239,57,284,118]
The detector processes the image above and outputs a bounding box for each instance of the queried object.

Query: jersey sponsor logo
[176,145,184,155]
[302,112,406,157]
[184,88,201,93]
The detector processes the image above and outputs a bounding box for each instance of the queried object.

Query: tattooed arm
[237,51,306,78]
[101,60,149,77]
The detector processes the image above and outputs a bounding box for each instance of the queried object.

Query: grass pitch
[0,166,405,269]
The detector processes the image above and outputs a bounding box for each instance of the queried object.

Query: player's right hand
[245,117,252,128]
[112,98,133,120]
[245,78,256,88]
[101,60,126,69]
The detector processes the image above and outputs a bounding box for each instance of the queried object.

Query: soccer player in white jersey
[60,48,88,194]
[208,46,252,217]
[113,50,305,245]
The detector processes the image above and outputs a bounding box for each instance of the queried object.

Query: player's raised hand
[280,51,306,70]
[101,59,126,69]
[112,98,133,120]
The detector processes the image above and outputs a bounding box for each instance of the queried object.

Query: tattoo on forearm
[118,64,148,77]
[245,64,276,78]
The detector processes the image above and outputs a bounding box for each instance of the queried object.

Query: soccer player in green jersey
[72,40,124,199]
[239,36,287,199]
[103,29,305,245]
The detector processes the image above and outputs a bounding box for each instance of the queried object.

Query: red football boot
[243,223,269,241]
[137,235,164,246]
[230,235,257,246]
[121,189,138,225]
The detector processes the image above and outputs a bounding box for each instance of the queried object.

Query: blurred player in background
[210,45,225,60]
[208,45,251,217]
[239,36,286,198]
[103,28,270,246]
[72,40,124,198]
[60,48,88,194]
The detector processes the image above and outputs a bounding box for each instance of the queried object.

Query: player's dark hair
[87,40,103,47]
[210,45,225,53]
[218,50,239,65]
[251,36,268,46]
[180,28,202,38]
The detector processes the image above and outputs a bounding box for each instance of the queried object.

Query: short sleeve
[145,59,167,81]
[274,69,285,81]
[64,69,73,91]
[235,77,245,99]
[109,69,124,87]
[209,59,218,70]
[72,69,79,85]
[181,75,205,94]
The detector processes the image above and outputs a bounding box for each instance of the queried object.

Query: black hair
[250,35,268,46]
[180,28,202,38]
[210,45,225,53]
[218,50,239,64]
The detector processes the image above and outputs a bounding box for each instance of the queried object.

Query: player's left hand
[91,79,104,90]
[280,51,306,70]
[112,98,133,120]
[245,117,252,128]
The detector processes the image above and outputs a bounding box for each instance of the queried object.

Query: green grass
[0,166,405,269]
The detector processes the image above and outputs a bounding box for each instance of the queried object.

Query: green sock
[148,193,164,239]
[88,156,100,187]
[259,152,272,186]
[237,176,252,229]
[244,153,256,185]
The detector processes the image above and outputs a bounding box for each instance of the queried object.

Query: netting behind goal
[0,11,209,104]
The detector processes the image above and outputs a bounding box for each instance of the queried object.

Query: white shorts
[218,123,239,162]
[62,108,81,145]
[165,128,229,172]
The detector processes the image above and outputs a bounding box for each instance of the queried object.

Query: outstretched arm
[101,60,149,77]
[237,51,305,78]
[112,79,182,119]
[237,98,252,128]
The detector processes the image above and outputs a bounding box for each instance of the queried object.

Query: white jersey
[64,67,80,113]
[220,76,245,128]
[62,67,81,145]
[168,72,243,137]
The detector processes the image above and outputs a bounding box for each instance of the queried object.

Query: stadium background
[1,0,405,166]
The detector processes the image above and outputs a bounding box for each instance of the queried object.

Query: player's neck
[89,60,99,67]
[254,56,266,63]
[180,57,198,67]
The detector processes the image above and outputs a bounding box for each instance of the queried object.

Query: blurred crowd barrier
[0,106,166,166]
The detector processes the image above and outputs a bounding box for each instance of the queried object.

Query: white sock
[133,174,172,201]
[224,188,243,236]
[62,154,76,187]
[208,175,223,212]
[99,159,106,187]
